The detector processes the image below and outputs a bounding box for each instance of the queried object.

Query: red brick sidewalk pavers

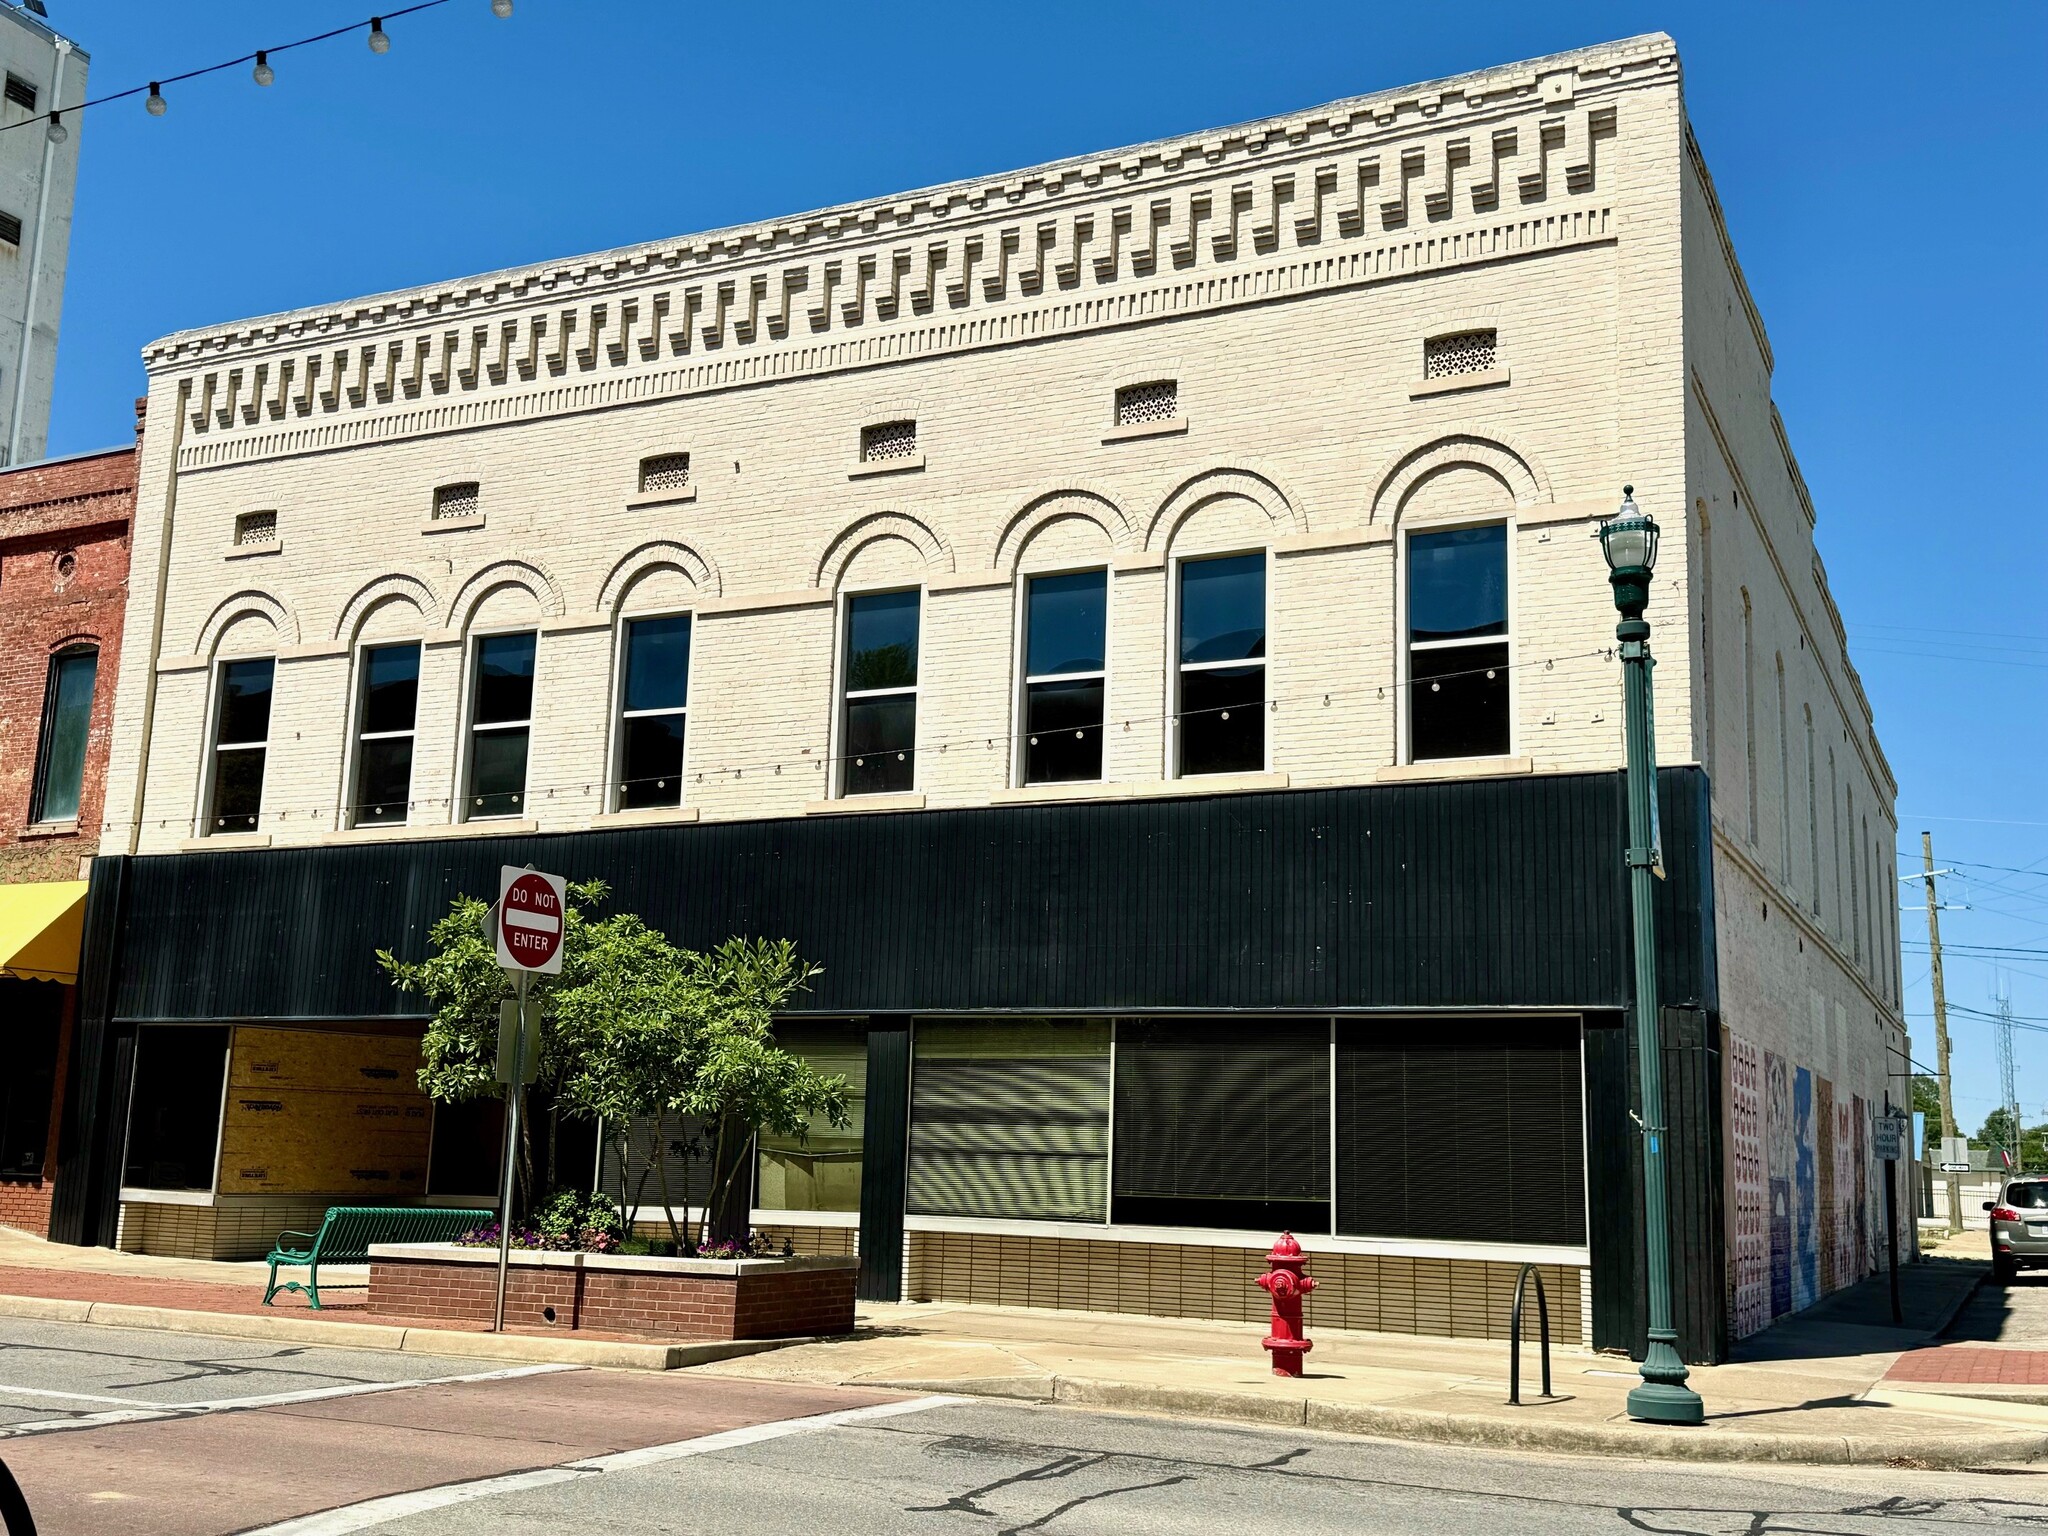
[1885,1345,2048,1386]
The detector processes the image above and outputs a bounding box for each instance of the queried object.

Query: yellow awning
[0,880,88,984]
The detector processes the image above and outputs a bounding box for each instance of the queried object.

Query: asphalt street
[4,1316,2048,1535]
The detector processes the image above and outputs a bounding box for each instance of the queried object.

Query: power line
[0,1,512,135]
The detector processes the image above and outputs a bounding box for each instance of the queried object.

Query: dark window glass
[2007,1184,2048,1210]
[1112,1018,1330,1232]
[31,646,97,823]
[468,729,530,819]
[208,658,273,833]
[1178,553,1265,664]
[1409,642,1511,761]
[468,634,534,818]
[623,615,691,713]
[214,657,274,745]
[1336,1018,1584,1246]
[846,590,919,690]
[758,1021,868,1213]
[1025,571,1106,677]
[359,643,420,734]
[619,715,686,809]
[844,591,918,795]
[1025,680,1105,784]
[0,982,62,1176]
[845,695,915,795]
[473,632,536,724]
[122,1026,230,1192]
[1408,525,1508,643]
[354,737,415,824]
[1179,664,1264,777]
[427,1096,505,1196]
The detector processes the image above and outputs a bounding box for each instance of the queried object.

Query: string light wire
[0,0,501,133]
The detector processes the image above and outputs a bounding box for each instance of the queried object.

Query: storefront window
[757,1020,866,1212]
[1335,1017,1584,1245]
[909,1018,1110,1222]
[0,983,63,1176]
[122,1026,230,1192]
[1111,1018,1328,1231]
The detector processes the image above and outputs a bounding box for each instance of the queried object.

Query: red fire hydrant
[1254,1232,1315,1377]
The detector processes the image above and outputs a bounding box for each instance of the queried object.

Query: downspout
[6,30,71,465]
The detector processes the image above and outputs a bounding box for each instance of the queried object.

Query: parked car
[1984,1180,2048,1282]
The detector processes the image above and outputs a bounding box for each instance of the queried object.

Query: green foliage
[1977,1106,2048,1170]
[379,885,848,1251]
[1912,1075,1945,1151]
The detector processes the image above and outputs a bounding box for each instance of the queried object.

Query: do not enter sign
[494,865,567,974]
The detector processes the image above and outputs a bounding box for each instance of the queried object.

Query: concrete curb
[866,1373,2048,1469]
[0,1292,812,1372]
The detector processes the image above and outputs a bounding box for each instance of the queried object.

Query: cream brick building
[54,34,1906,1360]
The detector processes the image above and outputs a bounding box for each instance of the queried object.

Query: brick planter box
[368,1243,856,1340]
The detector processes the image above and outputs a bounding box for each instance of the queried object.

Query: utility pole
[1995,986,2020,1176]
[1921,832,1960,1233]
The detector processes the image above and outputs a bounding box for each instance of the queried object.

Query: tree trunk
[651,1111,685,1250]
[515,1090,533,1223]
[707,1113,755,1246]
[545,1099,560,1197]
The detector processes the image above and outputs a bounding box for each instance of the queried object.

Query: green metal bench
[263,1205,494,1309]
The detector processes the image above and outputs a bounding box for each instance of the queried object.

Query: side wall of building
[1680,133,1908,1340]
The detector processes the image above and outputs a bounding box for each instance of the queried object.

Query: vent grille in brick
[639,453,691,494]
[234,511,278,546]
[859,420,917,462]
[1424,330,1497,379]
[1115,380,1178,426]
[433,482,480,520]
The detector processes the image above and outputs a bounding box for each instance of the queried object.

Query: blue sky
[39,2,2048,1132]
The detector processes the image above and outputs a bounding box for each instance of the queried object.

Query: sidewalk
[1,1223,2035,1467]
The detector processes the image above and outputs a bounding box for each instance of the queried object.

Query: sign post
[1877,1109,1908,1326]
[488,865,566,1333]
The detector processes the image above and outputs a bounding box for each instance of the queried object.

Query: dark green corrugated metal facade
[50,767,1728,1358]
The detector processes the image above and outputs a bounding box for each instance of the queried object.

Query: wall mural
[1727,1032,1770,1340]
[1816,1075,1836,1297]
[1793,1066,1818,1311]
[1765,1049,1793,1320]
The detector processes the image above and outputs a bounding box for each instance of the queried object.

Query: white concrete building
[0,1,83,466]
[60,34,1908,1360]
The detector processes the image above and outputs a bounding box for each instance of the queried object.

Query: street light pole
[1598,486,1705,1427]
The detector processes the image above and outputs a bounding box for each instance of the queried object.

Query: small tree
[381,885,848,1252]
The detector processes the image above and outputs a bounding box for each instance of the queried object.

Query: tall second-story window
[206,658,274,834]
[1177,553,1265,776]
[1407,525,1509,761]
[1022,570,1106,784]
[616,615,691,809]
[842,590,918,796]
[466,633,535,820]
[29,645,96,824]
[350,643,420,826]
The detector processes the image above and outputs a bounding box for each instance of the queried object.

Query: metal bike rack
[1507,1262,1552,1406]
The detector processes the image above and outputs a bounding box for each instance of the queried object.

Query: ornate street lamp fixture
[1596,486,1704,1427]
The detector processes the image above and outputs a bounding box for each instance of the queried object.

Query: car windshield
[2006,1183,2048,1209]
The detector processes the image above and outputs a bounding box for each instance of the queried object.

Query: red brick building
[0,414,137,1236]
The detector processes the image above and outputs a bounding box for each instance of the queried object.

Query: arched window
[1775,655,1790,881]
[1741,589,1758,843]
[30,643,98,824]
[1804,706,1819,914]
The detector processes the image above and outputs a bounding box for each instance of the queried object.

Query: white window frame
[458,626,537,823]
[345,638,422,829]
[834,584,922,798]
[1014,564,1111,788]
[199,654,275,838]
[1397,516,1517,766]
[1167,546,1271,780]
[610,609,693,812]
[116,1022,233,1208]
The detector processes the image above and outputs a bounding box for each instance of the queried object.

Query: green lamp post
[1597,486,1705,1427]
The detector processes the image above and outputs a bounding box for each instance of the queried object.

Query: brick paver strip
[1885,1345,2048,1385]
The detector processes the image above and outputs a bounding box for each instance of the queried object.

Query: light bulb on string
[145,82,166,115]
[252,50,274,86]
[44,109,64,144]
[492,0,513,15]
[368,18,390,53]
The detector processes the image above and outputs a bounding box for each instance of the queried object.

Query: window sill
[1102,416,1189,444]
[804,792,925,815]
[848,454,925,480]
[179,833,272,851]
[990,781,1135,806]
[626,487,698,512]
[225,541,282,561]
[1148,771,1290,798]
[1376,755,1533,784]
[596,806,701,827]
[118,1187,216,1208]
[421,513,486,534]
[324,819,540,844]
[1409,368,1510,399]
[18,819,79,840]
